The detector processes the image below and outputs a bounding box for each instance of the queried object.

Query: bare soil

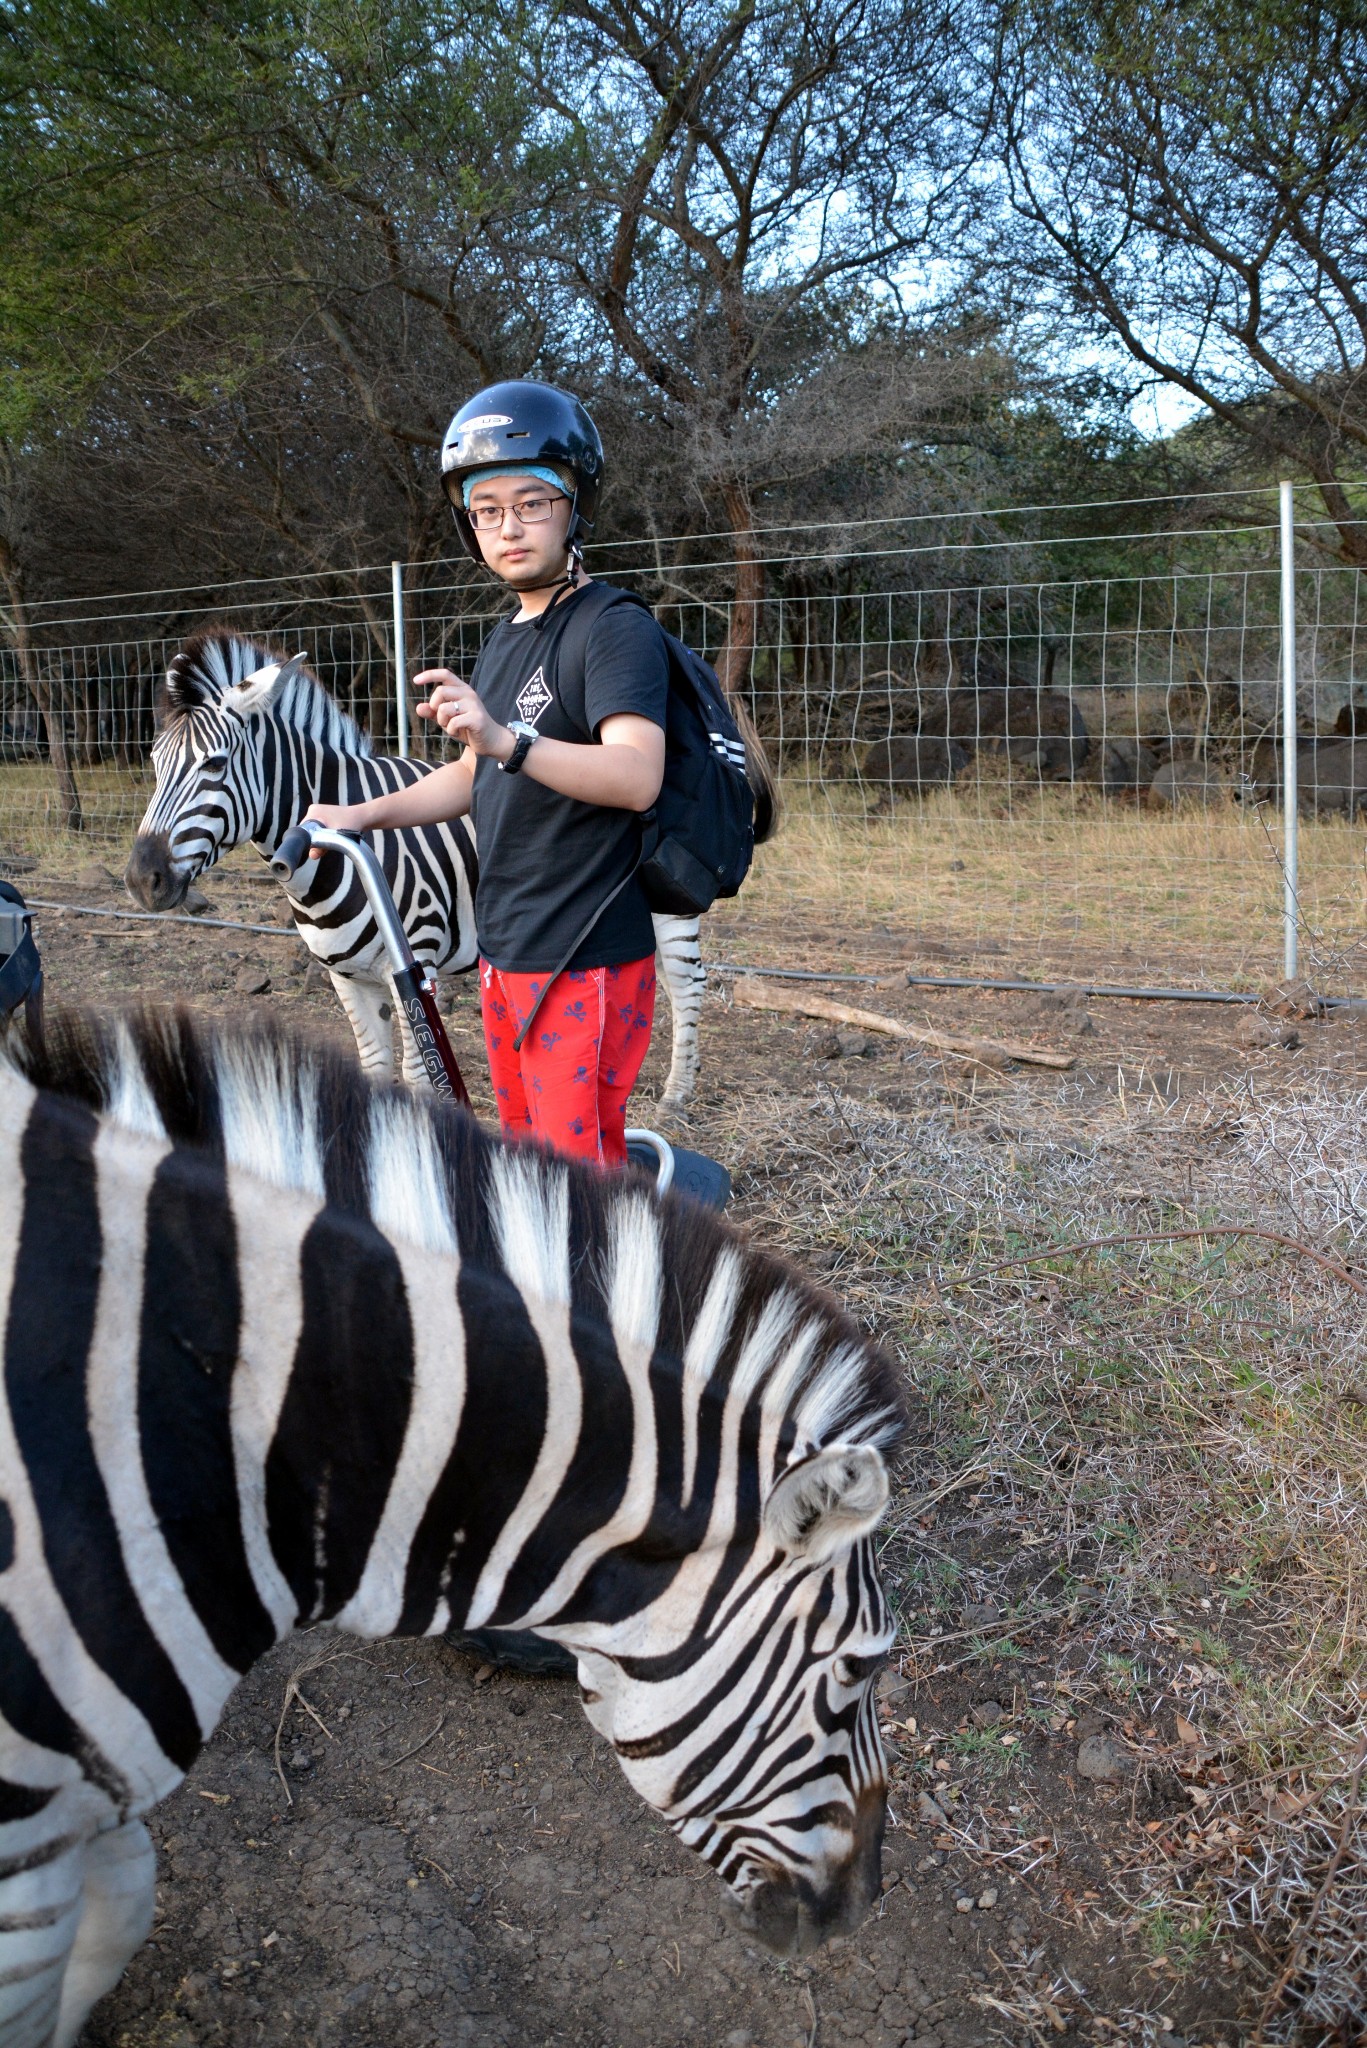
[18,853,1359,2048]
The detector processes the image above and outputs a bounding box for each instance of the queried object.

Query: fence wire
[4,513,1366,993]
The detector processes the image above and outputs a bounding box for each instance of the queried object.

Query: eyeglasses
[466,493,567,531]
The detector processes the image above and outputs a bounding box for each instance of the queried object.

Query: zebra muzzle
[124,833,189,911]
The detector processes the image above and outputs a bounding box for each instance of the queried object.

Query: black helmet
[440,380,604,561]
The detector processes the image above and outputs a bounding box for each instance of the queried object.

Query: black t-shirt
[468,585,670,973]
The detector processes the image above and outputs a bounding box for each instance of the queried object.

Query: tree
[983,0,1367,561]
[512,0,989,691]
[0,0,563,597]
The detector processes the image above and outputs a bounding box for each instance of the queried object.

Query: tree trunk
[715,476,764,704]
[713,477,779,839]
[0,542,83,833]
[1313,473,1367,567]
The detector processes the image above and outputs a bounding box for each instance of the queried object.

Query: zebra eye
[834,1653,881,1687]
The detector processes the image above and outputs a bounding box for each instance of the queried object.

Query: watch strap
[501,724,537,774]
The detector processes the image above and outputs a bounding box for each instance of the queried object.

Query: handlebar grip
[272,824,315,877]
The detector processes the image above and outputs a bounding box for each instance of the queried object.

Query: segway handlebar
[271,819,471,1108]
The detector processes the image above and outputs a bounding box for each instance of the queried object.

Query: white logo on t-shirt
[516,667,553,724]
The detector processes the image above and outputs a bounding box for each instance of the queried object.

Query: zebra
[124,630,710,1108]
[0,1001,904,2044]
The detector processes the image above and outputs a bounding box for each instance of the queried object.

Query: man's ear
[222,650,308,719]
[761,1444,890,1563]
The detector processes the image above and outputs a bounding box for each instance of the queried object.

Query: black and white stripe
[0,1005,904,2043]
[125,632,708,1107]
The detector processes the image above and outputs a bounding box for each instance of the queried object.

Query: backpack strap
[509,857,643,1053]
[546,582,654,738]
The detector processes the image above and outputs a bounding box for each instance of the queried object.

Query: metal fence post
[391,560,409,758]
[1279,482,1298,981]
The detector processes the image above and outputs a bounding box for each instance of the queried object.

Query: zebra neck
[247,752,426,878]
[227,1176,763,1650]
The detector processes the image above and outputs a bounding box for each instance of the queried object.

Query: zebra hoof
[444,1628,577,1678]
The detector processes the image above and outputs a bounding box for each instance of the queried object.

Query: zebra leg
[52,1821,156,2048]
[652,913,705,1112]
[328,970,397,1085]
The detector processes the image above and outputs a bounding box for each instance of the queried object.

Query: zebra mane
[160,630,372,758]
[8,1005,907,1461]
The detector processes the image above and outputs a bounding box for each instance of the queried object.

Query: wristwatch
[500,720,541,774]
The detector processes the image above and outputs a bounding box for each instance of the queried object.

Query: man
[305,380,668,1165]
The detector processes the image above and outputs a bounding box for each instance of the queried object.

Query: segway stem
[271,820,472,1108]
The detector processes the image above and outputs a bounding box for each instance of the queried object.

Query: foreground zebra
[0,1004,904,2045]
[124,630,709,1108]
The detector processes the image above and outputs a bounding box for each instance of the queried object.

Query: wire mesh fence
[4,489,1365,990]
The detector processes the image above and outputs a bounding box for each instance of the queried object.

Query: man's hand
[414,669,513,761]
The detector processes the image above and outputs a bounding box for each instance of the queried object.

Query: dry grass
[0,761,154,857]
[6,761,1367,992]
[721,1053,1367,2044]
[714,783,1367,994]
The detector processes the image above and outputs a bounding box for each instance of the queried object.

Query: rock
[835,1027,874,1058]
[969,1701,1003,1727]
[1148,756,1229,808]
[1039,983,1087,1012]
[1296,738,1367,815]
[976,1888,998,1909]
[1001,693,1090,781]
[917,1792,949,1827]
[723,2032,756,2047]
[1099,735,1160,797]
[235,965,271,995]
[1261,977,1321,1021]
[1076,1734,1135,1782]
[1236,1013,1301,1051]
[860,734,969,792]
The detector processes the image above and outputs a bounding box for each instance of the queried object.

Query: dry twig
[732,977,1074,1069]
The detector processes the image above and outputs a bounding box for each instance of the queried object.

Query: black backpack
[506,583,758,1052]
[552,583,756,916]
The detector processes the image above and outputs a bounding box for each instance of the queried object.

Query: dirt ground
[13,849,1366,2048]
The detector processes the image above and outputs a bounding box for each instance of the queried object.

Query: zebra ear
[762,1443,889,1563]
[222,651,309,719]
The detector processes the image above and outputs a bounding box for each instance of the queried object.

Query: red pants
[480,955,656,1165]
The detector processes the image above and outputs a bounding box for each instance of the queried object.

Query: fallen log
[731,977,1074,1070]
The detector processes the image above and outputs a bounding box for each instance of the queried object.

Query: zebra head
[555,1365,900,1958]
[125,632,355,909]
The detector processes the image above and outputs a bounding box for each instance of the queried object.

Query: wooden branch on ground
[731,977,1074,1070]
